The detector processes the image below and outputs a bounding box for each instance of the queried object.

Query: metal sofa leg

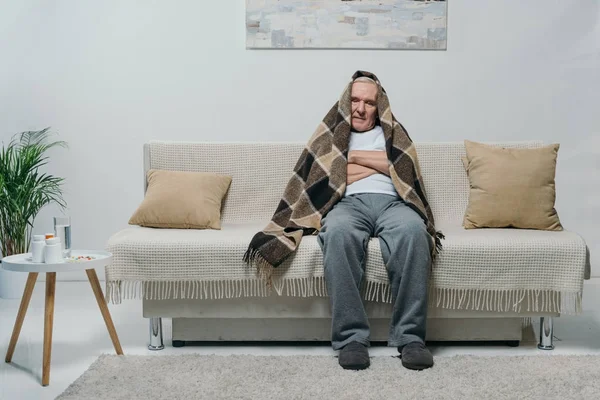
[538,317,554,350]
[148,317,164,351]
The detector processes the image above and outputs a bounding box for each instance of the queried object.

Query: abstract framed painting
[246,0,447,50]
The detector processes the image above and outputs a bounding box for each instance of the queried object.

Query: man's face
[351,81,378,132]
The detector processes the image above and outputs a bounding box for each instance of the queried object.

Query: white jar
[44,237,64,264]
[31,235,46,263]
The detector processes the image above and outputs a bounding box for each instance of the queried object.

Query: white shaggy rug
[57,354,600,399]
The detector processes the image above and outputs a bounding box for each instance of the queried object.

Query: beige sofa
[105,141,590,350]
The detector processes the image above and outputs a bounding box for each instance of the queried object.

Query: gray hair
[353,76,378,86]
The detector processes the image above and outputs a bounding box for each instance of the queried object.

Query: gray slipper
[338,341,370,370]
[399,342,433,370]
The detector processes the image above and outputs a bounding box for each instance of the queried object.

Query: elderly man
[245,71,442,371]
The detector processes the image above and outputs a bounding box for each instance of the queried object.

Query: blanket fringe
[105,279,582,315]
[106,279,271,304]
[243,247,275,288]
[425,287,582,315]
[431,230,445,263]
[435,231,445,253]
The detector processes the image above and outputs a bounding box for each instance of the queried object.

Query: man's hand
[348,150,390,176]
[347,163,379,185]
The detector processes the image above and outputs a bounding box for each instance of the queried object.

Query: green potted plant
[0,128,67,299]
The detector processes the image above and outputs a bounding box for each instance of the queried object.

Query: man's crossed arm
[346,150,390,185]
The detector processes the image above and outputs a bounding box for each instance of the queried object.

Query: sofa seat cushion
[106,222,588,314]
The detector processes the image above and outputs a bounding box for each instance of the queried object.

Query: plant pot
[0,266,29,299]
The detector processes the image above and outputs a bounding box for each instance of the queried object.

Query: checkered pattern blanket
[244,71,444,284]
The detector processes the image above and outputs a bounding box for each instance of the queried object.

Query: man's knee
[398,219,427,236]
[394,220,431,250]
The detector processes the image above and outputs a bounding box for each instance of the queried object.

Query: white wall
[1,0,598,280]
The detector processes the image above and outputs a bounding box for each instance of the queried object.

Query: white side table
[1,250,123,386]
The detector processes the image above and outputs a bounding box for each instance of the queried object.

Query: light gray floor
[1,280,600,400]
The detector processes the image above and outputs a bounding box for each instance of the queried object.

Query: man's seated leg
[318,195,374,370]
[375,196,434,370]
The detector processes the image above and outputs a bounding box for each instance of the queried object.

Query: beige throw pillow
[462,140,562,231]
[129,169,232,230]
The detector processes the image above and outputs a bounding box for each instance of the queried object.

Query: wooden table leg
[86,269,123,355]
[42,272,56,386]
[5,272,39,363]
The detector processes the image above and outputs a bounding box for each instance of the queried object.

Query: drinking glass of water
[53,216,71,258]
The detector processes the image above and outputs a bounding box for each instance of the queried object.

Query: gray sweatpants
[317,193,432,350]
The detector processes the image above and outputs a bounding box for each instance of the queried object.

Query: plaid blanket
[244,71,444,284]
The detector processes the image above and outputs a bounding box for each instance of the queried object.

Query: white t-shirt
[345,125,398,198]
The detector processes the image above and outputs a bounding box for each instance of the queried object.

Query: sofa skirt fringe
[106,278,582,315]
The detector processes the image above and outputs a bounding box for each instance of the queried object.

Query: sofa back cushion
[146,141,543,225]
[129,169,232,230]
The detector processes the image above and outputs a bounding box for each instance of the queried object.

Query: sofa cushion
[106,222,588,312]
[128,169,232,230]
[146,141,546,226]
[462,140,562,231]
